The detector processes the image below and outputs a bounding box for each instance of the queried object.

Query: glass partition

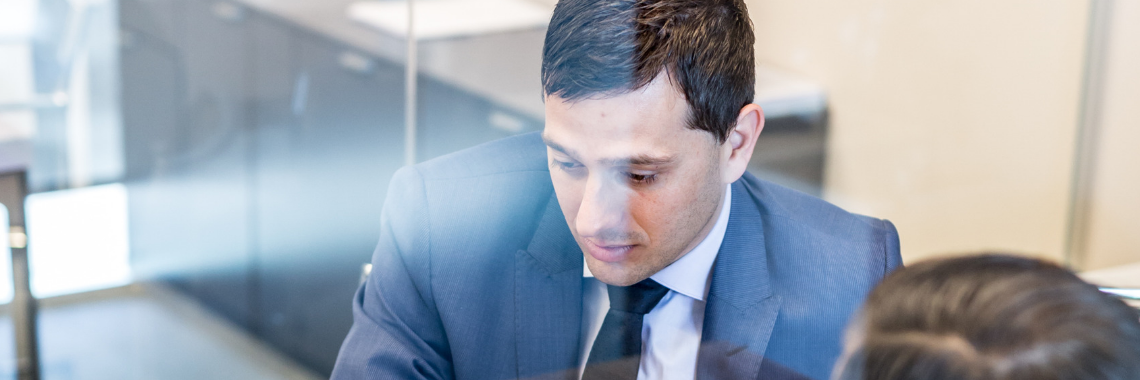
[0,0,1137,377]
[4,0,410,377]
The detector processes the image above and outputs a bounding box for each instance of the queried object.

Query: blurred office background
[0,0,1137,378]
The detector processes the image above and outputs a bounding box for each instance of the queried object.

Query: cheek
[550,172,583,229]
[629,177,706,240]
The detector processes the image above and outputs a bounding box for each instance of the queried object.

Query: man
[332,0,901,379]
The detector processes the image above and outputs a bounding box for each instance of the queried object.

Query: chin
[595,274,643,287]
[587,260,651,287]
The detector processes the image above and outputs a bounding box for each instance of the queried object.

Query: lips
[583,238,635,263]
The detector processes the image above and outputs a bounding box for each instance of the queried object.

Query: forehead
[543,74,710,160]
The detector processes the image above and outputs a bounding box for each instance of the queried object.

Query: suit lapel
[697,181,783,380]
[516,194,583,380]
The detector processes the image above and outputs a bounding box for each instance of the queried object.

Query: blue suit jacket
[331,132,902,380]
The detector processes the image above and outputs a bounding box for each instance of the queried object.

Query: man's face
[543,74,728,286]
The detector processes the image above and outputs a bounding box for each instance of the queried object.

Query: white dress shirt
[578,184,732,380]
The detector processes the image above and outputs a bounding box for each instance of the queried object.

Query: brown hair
[838,254,1140,380]
[541,0,755,143]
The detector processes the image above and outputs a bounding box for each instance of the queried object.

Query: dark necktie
[582,278,670,380]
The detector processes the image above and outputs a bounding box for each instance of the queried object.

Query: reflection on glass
[0,0,1135,377]
[25,183,130,298]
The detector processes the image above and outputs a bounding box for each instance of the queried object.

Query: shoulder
[737,171,901,291]
[386,132,555,263]
[387,132,552,225]
[739,173,898,244]
[738,173,901,376]
[388,132,553,237]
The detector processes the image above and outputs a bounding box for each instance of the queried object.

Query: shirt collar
[583,184,732,302]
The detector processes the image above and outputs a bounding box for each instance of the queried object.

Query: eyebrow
[542,134,676,167]
[542,134,580,160]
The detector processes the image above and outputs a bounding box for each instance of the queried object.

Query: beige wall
[745,1,1091,263]
[1083,1,1140,270]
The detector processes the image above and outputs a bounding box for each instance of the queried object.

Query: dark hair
[541,0,755,143]
[838,254,1140,380]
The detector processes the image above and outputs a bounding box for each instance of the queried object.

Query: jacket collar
[697,181,782,379]
[516,194,583,380]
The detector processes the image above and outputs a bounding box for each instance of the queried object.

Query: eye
[626,172,658,185]
[551,159,583,172]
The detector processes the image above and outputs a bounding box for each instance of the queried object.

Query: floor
[0,284,323,380]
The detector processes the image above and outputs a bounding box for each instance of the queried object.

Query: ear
[720,103,765,184]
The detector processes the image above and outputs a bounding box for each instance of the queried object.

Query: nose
[575,173,632,242]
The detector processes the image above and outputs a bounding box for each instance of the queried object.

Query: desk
[1081,262,1140,308]
[1082,262,1140,288]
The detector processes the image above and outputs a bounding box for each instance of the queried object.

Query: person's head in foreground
[541,0,762,286]
[835,254,1140,380]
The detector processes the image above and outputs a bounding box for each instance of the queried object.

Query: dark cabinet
[122,0,407,375]
[252,20,404,373]
[170,0,256,329]
[122,0,256,329]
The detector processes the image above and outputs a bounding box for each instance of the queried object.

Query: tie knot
[607,279,669,315]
